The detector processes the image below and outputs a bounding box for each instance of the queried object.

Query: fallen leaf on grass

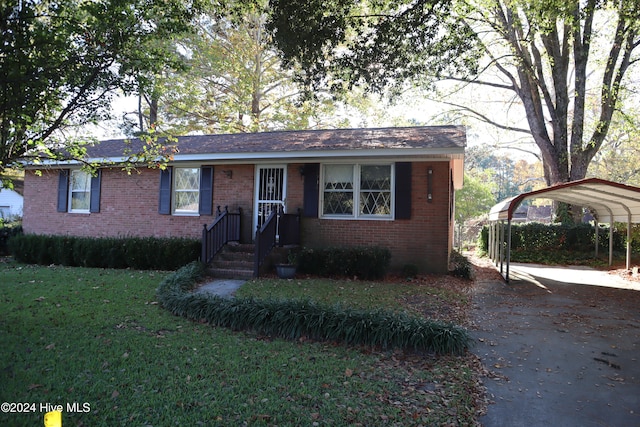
[28,384,43,390]
[45,343,55,350]
[111,390,120,398]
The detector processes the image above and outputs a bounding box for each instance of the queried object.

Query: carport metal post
[506,219,512,282]
[490,222,497,267]
[610,217,614,267]
[627,211,632,270]
[594,221,599,258]
[499,220,505,276]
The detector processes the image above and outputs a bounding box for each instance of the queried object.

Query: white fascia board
[170,148,465,163]
[30,148,465,167]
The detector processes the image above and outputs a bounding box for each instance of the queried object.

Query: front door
[254,166,287,233]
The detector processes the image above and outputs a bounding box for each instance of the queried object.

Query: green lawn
[0,261,482,426]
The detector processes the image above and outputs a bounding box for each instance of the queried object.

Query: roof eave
[28,147,465,167]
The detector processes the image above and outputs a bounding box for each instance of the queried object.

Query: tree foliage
[473,0,640,185]
[455,172,496,223]
[266,0,640,186]
[0,0,201,175]
[134,5,346,135]
[267,0,482,95]
[588,103,640,186]
[465,145,544,202]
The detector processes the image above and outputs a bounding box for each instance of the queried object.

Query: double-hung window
[69,170,92,213]
[173,167,200,214]
[57,169,101,213]
[158,166,214,216]
[322,164,393,219]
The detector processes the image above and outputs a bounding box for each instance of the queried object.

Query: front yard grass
[0,261,483,426]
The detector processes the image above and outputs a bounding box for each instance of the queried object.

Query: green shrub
[9,234,200,270]
[477,225,489,256]
[156,263,470,355]
[297,246,391,279]
[449,250,474,279]
[477,221,640,265]
[402,264,419,279]
[479,222,632,255]
[0,221,22,256]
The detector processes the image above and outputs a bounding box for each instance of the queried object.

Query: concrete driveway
[471,262,640,427]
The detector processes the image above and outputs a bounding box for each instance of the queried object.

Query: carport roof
[489,178,640,224]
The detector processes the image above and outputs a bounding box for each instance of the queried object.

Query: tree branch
[434,99,531,134]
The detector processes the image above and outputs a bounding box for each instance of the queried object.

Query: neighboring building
[0,180,23,220]
[22,126,466,273]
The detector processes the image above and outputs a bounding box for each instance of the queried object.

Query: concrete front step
[216,251,254,263]
[208,243,256,279]
[208,267,254,280]
[212,259,253,269]
[224,242,256,253]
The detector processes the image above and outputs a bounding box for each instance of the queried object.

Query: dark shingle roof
[85,126,465,160]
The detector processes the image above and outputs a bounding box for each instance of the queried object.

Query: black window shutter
[89,170,101,213]
[199,166,214,215]
[57,169,70,212]
[158,167,173,215]
[303,164,320,217]
[395,162,412,219]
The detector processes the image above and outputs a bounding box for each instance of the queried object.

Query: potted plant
[276,250,298,279]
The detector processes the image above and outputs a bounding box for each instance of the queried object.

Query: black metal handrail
[254,208,278,277]
[201,206,241,264]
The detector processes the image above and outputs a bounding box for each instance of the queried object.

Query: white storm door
[254,166,287,233]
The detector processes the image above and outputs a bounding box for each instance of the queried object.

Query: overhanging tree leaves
[266,0,640,187]
[267,0,482,94]
[0,0,201,175]
[141,5,345,135]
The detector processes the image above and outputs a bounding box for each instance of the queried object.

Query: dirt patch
[394,273,475,325]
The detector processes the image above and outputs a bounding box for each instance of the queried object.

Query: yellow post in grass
[44,410,62,427]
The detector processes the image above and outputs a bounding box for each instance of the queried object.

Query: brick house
[22,126,465,274]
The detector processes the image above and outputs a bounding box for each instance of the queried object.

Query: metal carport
[488,178,640,282]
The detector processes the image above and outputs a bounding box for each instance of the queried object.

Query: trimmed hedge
[0,222,22,256]
[478,222,632,254]
[157,262,471,355]
[297,246,391,280]
[9,234,200,270]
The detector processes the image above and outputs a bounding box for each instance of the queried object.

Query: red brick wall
[299,161,454,273]
[285,164,305,213]
[23,165,256,240]
[23,161,455,273]
[212,165,255,242]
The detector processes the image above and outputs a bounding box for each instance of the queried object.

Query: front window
[322,164,393,219]
[323,164,354,215]
[173,167,200,214]
[69,170,91,213]
[359,165,392,215]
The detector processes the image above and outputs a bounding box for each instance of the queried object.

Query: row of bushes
[296,246,391,280]
[478,222,634,254]
[0,221,22,256]
[157,263,471,355]
[9,234,200,270]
